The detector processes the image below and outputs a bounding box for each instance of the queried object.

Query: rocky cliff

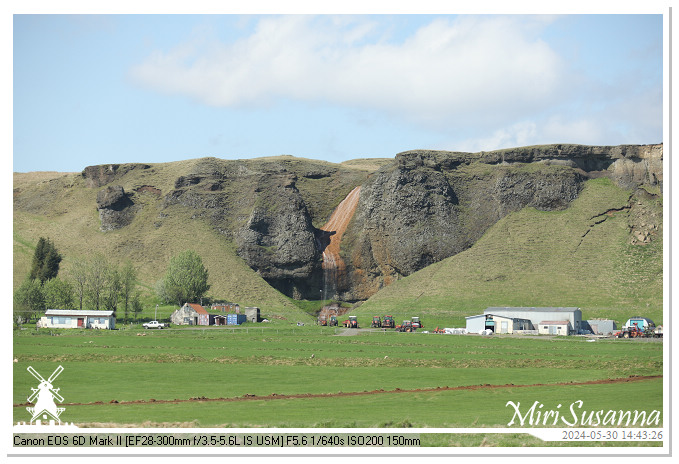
[77,144,662,302]
[339,144,662,300]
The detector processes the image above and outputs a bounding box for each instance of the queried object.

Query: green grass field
[13,326,663,447]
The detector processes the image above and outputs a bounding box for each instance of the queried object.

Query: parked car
[142,320,167,329]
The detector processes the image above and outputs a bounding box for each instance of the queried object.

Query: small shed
[38,310,115,329]
[171,303,209,326]
[211,302,240,313]
[538,320,572,336]
[584,319,617,335]
[210,314,228,326]
[243,307,260,323]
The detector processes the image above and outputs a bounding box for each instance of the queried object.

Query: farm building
[242,307,260,323]
[170,303,209,326]
[37,310,115,329]
[209,314,228,326]
[211,302,240,313]
[623,317,655,330]
[466,307,582,335]
[484,307,582,335]
[583,319,617,335]
[465,314,534,334]
[537,320,572,336]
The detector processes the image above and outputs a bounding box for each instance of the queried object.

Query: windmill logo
[25,365,65,424]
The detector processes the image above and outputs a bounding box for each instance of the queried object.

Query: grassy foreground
[13,326,663,447]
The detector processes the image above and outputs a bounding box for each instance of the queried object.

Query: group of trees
[69,255,143,322]
[14,238,143,324]
[14,237,212,326]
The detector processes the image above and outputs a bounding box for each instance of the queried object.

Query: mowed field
[13,325,663,446]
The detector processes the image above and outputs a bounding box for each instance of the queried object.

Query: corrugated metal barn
[466,307,583,335]
[484,307,582,335]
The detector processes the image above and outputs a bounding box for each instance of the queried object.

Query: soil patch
[14,375,661,408]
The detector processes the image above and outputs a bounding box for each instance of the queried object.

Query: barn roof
[187,303,207,314]
[485,307,580,313]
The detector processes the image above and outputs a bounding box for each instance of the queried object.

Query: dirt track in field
[14,375,661,408]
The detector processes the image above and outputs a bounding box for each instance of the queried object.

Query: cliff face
[339,144,663,301]
[76,144,662,302]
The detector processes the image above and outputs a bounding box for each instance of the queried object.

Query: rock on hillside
[79,156,371,299]
[340,144,662,301]
[73,144,661,303]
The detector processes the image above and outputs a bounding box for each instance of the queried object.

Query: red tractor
[318,316,327,326]
[396,320,415,332]
[382,315,395,329]
[343,316,359,328]
[411,317,423,329]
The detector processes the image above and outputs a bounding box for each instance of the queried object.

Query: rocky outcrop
[96,185,138,231]
[235,175,323,299]
[79,143,662,301]
[82,163,151,188]
[340,144,662,300]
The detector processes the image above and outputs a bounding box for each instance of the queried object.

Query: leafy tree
[43,278,74,310]
[29,237,62,283]
[159,250,210,306]
[70,258,88,310]
[14,279,45,322]
[102,265,122,315]
[120,261,137,323]
[131,291,144,322]
[85,254,109,311]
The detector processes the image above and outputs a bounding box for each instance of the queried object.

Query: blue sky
[12,12,665,173]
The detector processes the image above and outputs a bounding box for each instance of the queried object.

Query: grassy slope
[13,157,386,323]
[354,178,663,328]
[13,163,305,322]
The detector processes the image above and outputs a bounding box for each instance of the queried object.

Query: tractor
[382,315,395,329]
[411,317,423,329]
[371,316,382,328]
[318,316,327,326]
[615,322,647,338]
[343,316,359,328]
[396,320,415,332]
[329,315,338,327]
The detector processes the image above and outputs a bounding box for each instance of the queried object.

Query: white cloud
[129,15,565,130]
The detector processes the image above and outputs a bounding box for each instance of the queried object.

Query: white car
[142,321,167,329]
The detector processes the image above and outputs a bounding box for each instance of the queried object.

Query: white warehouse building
[465,307,582,335]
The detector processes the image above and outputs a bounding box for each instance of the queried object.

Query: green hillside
[12,156,384,323]
[353,178,663,328]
